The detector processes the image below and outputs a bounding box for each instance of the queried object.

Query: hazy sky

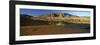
[20,8,90,16]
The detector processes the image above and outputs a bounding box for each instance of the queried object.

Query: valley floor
[20,24,90,36]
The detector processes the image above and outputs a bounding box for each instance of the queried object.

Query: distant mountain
[64,13,73,16]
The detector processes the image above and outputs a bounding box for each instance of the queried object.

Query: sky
[20,8,90,16]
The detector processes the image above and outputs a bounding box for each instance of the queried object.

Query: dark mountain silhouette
[64,13,78,17]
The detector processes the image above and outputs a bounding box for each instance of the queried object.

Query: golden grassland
[63,17,90,24]
[46,16,90,24]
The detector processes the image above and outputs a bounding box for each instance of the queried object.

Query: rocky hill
[39,12,79,17]
[20,13,89,26]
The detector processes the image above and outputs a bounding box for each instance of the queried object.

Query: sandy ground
[20,25,90,36]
